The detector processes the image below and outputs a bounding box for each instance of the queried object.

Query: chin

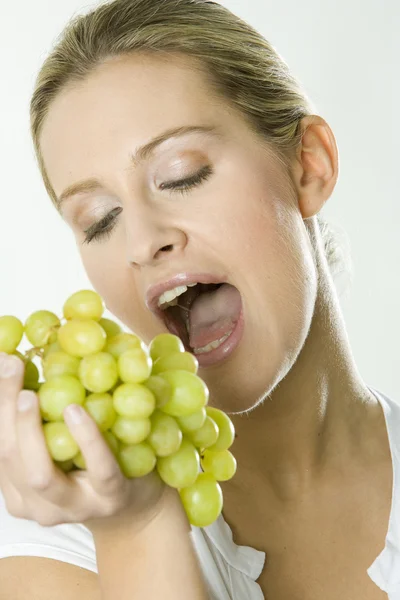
[201,367,268,414]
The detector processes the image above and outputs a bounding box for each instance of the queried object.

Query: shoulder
[0,491,98,599]
[0,556,100,600]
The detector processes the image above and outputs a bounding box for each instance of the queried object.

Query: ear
[290,115,339,219]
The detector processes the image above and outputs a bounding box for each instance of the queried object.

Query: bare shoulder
[0,556,100,600]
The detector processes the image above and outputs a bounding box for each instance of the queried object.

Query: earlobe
[292,116,339,219]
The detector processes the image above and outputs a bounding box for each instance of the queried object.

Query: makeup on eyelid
[82,165,213,245]
[63,146,214,223]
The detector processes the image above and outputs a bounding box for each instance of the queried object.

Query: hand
[0,352,167,533]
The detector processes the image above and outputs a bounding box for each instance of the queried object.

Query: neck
[227,269,382,502]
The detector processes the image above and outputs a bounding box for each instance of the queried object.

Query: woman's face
[40,53,318,413]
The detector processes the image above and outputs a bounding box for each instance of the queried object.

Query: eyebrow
[56,124,221,210]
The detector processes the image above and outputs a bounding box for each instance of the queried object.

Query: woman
[0,0,397,598]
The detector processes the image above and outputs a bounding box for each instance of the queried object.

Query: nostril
[161,245,174,252]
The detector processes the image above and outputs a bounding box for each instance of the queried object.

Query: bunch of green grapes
[0,290,237,528]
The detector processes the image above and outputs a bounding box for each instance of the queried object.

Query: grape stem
[46,325,61,345]
[25,347,43,361]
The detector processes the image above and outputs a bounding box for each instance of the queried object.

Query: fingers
[0,479,25,518]
[0,353,126,524]
[0,354,70,508]
[64,405,124,495]
[0,354,25,459]
[16,390,65,498]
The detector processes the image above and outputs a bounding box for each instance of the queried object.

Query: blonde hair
[29,0,353,294]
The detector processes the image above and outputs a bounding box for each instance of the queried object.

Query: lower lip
[190,308,245,368]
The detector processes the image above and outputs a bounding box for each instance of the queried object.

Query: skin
[33,52,393,596]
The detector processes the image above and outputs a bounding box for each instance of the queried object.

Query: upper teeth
[157,283,197,309]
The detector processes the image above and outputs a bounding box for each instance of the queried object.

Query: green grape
[118,442,157,478]
[176,408,206,433]
[22,359,40,391]
[147,410,183,457]
[113,383,156,419]
[84,393,116,431]
[55,458,75,473]
[158,370,209,417]
[42,351,80,380]
[201,449,237,481]
[0,316,24,353]
[156,438,199,488]
[43,422,79,461]
[73,451,86,469]
[109,380,123,394]
[105,332,144,359]
[188,416,219,450]
[143,375,172,409]
[63,289,105,321]
[103,430,120,457]
[42,340,62,358]
[149,333,184,361]
[118,347,152,383]
[13,351,36,389]
[24,310,61,347]
[98,317,122,339]
[152,351,198,375]
[205,407,235,452]
[112,416,151,444]
[78,352,118,393]
[57,319,106,357]
[38,375,86,421]
[179,472,223,527]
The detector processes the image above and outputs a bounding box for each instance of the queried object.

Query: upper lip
[146,272,226,320]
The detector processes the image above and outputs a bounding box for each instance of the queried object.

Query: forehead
[39,53,244,200]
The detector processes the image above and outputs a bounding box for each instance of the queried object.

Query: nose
[125,205,187,268]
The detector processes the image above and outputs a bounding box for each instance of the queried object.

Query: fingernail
[17,390,36,412]
[64,404,84,425]
[0,356,20,378]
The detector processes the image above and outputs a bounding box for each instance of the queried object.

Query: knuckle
[0,388,17,405]
[27,471,54,492]
[98,465,120,484]
[5,499,26,519]
[30,506,60,527]
[35,514,55,527]
[0,441,16,461]
[8,507,25,519]
[85,433,100,450]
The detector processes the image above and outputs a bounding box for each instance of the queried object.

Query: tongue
[188,283,242,350]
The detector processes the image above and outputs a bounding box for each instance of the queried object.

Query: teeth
[158,285,188,309]
[157,283,199,309]
[166,297,178,307]
[193,329,234,355]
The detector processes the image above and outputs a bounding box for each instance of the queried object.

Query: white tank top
[0,385,398,599]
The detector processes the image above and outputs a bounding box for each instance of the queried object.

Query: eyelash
[82,166,213,245]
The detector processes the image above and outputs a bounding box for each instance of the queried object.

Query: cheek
[262,212,318,362]
[80,249,161,343]
[222,192,316,350]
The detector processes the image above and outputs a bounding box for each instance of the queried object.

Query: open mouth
[162,283,222,350]
[159,282,244,366]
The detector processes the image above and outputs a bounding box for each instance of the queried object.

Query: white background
[0,1,398,397]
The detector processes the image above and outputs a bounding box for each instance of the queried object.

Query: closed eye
[159,165,213,193]
[82,165,213,245]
